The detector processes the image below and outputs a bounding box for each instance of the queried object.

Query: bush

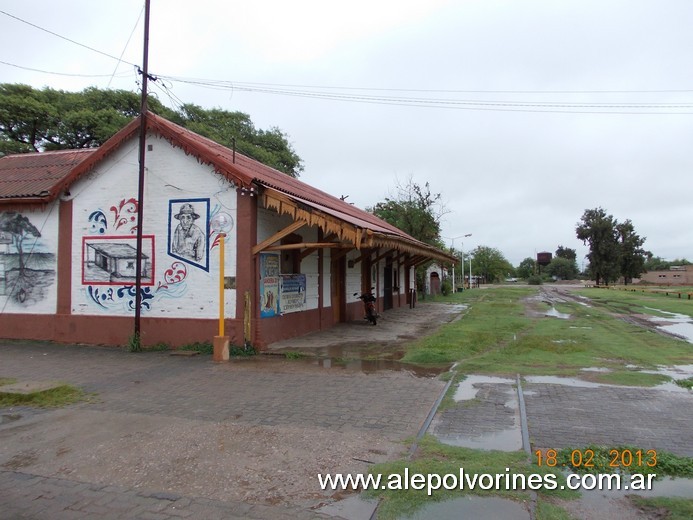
[527,275,543,285]
[441,279,452,296]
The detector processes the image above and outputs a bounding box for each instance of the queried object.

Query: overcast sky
[2,0,692,266]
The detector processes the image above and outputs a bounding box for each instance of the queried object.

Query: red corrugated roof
[0,149,95,200]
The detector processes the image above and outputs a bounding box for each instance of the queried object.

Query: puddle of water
[581,367,612,373]
[435,428,523,451]
[405,496,530,520]
[524,375,610,388]
[638,364,693,380]
[525,375,689,393]
[545,307,571,319]
[453,375,515,401]
[552,339,576,344]
[659,322,693,343]
[313,358,449,377]
[316,494,378,520]
[267,343,452,377]
[642,307,693,343]
[439,375,522,451]
[578,476,693,502]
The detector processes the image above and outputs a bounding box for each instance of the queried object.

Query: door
[383,262,393,310]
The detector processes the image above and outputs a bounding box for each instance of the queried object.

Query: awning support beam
[251,220,306,255]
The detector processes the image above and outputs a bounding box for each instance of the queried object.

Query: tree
[369,177,446,246]
[616,220,649,284]
[171,104,303,177]
[0,84,173,154]
[369,177,448,294]
[0,211,41,276]
[516,257,536,279]
[0,84,303,177]
[644,256,691,271]
[576,207,621,285]
[470,246,513,283]
[576,208,649,285]
[545,257,579,280]
[555,245,577,261]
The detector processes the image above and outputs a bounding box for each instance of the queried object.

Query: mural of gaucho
[171,203,205,262]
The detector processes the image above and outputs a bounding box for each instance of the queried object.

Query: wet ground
[1,288,692,520]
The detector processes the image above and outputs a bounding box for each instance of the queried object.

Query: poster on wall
[259,252,280,318]
[168,198,210,272]
[280,274,306,313]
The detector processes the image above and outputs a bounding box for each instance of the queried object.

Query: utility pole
[134,0,151,342]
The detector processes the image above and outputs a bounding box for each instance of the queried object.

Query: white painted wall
[345,249,363,303]
[323,249,331,308]
[256,207,321,312]
[70,133,237,318]
[0,202,59,314]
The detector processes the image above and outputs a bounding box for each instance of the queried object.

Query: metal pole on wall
[218,233,225,336]
[134,0,151,342]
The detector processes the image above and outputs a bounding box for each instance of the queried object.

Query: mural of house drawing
[85,242,149,284]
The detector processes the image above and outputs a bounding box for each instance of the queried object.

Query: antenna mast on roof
[134,0,151,343]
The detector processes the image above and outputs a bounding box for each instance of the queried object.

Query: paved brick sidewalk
[0,471,332,520]
[0,341,446,519]
[524,383,693,456]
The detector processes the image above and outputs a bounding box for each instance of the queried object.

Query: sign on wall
[280,274,306,313]
[259,252,280,318]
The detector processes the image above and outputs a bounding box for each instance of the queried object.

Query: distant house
[0,112,455,348]
[637,265,693,286]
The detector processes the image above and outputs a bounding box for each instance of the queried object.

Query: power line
[157,76,693,114]
[108,3,145,88]
[0,59,132,79]
[0,9,138,67]
[168,77,693,96]
[2,8,693,115]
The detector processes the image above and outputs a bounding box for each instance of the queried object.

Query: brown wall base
[0,313,244,348]
[1,293,410,350]
[254,308,325,347]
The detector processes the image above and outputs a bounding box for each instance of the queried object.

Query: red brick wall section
[57,199,72,314]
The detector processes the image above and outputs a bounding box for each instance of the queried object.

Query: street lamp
[210,212,234,361]
[445,233,471,293]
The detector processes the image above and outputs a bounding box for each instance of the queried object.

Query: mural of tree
[0,211,41,276]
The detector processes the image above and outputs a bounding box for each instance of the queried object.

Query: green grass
[177,341,215,355]
[402,287,533,366]
[551,445,693,478]
[402,286,691,379]
[577,287,693,318]
[0,384,91,408]
[366,436,577,520]
[675,377,693,390]
[630,496,693,520]
[536,500,577,520]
